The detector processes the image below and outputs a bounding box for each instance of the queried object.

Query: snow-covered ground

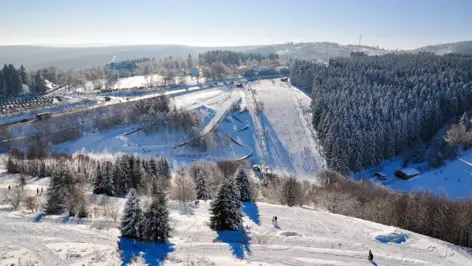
[247,80,325,179]
[76,75,203,93]
[0,172,471,265]
[354,148,472,199]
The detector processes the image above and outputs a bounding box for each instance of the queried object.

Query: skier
[8,185,10,190]
[368,250,373,262]
[274,216,278,224]
[36,188,39,196]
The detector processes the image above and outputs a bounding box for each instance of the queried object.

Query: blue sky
[0,0,470,49]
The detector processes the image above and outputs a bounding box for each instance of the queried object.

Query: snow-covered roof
[374,172,387,177]
[397,168,420,176]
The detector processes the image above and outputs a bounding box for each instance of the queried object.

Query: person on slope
[368,250,373,261]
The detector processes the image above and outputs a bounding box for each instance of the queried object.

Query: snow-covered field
[0,173,471,265]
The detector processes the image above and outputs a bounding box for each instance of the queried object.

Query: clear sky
[0,0,470,49]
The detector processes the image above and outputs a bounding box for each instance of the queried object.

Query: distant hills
[412,41,472,55]
[0,45,261,70]
[0,40,470,70]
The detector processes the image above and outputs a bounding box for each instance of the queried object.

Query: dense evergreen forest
[290,53,472,173]
[199,50,278,65]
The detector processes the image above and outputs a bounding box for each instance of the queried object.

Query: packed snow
[246,80,325,179]
[0,172,471,265]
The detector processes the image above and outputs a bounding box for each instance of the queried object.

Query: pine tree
[34,70,48,94]
[7,64,22,96]
[132,157,142,188]
[45,166,68,214]
[195,170,209,200]
[92,162,104,194]
[234,166,253,202]
[209,177,243,231]
[157,157,171,187]
[120,155,133,195]
[460,112,471,130]
[121,188,143,240]
[103,162,116,196]
[142,188,170,242]
[0,70,4,96]
[149,158,158,176]
[19,65,28,85]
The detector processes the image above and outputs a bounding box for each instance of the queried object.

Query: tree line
[290,53,472,173]
[198,50,279,66]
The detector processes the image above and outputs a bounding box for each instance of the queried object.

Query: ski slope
[247,80,325,179]
[0,176,470,265]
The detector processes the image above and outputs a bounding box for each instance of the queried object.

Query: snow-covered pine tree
[19,64,28,85]
[234,166,253,202]
[209,177,243,231]
[460,112,471,130]
[103,162,116,196]
[92,162,104,194]
[132,156,142,188]
[45,166,68,214]
[120,155,133,195]
[195,170,210,200]
[149,158,158,176]
[121,188,143,240]
[142,188,170,242]
[157,157,171,188]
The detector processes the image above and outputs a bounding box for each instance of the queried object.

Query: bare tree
[24,196,41,213]
[4,185,25,210]
[171,167,196,213]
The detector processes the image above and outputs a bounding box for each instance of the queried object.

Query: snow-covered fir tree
[103,162,116,196]
[142,188,170,242]
[234,166,253,202]
[148,158,158,176]
[195,170,210,200]
[460,112,471,130]
[120,155,133,195]
[92,162,104,194]
[209,177,243,231]
[45,166,69,214]
[121,188,143,240]
[157,157,170,180]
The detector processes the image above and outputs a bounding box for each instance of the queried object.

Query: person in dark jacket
[368,250,373,261]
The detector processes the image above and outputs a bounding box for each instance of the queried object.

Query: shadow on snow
[214,228,252,260]
[33,213,46,222]
[119,237,175,266]
[242,202,261,225]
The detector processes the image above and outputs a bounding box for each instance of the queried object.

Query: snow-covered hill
[0,173,470,266]
[354,148,472,199]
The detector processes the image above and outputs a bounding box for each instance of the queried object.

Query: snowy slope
[354,149,472,199]
[248,80,325,179]
[0,172,471,266]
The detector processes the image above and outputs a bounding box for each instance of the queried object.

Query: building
[394,168,420,180]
